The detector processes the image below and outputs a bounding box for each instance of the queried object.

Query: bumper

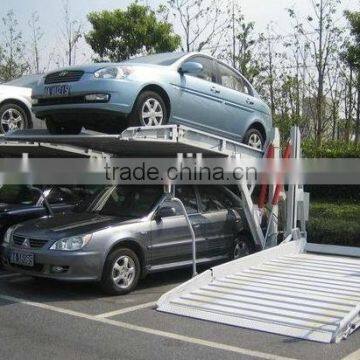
[32,78,142,119]
[1,246,103,282]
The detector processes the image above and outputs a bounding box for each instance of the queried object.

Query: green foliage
[234,21,261,83]
[302,139,360,158]
[302,141,360,201]
[0,10,29,82]
[308,200,360,246]
[86,3,181,62]
[273,114,308,144]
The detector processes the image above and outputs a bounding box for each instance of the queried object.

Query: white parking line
[341,349,360,360]
[0,294,298,360]
[94,301,156,318]
[0,273,19,279]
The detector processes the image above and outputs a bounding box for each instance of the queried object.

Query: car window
[160,200,183,217]
[217,187,241,208]
[96,186,163,218]
[175,186,198,215]
[198,186,234,213]
[185,56,217,83]
[0,185,39,205]
[217,63,249,94]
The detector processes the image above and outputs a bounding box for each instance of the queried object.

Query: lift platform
[157,239,360,343]
[1,123,358,343]
[0,125,263,159]
[157,127,360,344]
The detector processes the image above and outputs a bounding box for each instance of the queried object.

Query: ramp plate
[157,240,360,343]
[1,126,264,158]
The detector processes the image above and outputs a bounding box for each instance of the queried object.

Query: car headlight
[50,234,93,251]
[3,225,20,245]
[94,66,133,79]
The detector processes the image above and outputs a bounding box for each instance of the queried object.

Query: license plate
[10,250,34,267]
[44,84,70,97]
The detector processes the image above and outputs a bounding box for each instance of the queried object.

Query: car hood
[0,84,31,97]
[14,212,140,240]
[47,62,166,74]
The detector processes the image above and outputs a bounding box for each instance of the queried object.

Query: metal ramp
[0,125,263,158]
[157,239,360,343]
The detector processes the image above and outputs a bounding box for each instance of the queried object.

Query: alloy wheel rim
[112,255,136,289]
[247,133,262,149]
[234,240,250,259]
[1,108,25,133]
[141,98,164,126]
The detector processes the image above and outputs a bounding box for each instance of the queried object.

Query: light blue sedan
[32,52,272,149]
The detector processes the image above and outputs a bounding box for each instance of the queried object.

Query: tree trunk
[355,80,360,144]
[347,66,353,142]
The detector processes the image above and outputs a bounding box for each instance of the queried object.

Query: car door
[148,186,205,270]
[196,186,241,258]
[215,61,258,141]
[172,56,224,133]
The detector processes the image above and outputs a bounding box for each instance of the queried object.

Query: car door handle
[210,86,220,94]
[193,224,201,229]
[246,98,254,105]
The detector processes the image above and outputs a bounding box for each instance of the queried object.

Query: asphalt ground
[0,268,359,360]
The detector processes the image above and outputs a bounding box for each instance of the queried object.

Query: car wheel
[243,128,265,150]
[0,103,29,134]
[46,118,82,135]
[232,235,254,260]
[129,91,168,127]
[101,248,141,295]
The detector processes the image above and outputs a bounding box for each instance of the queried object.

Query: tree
[288,0,343,146]
[86,3,181,62]
[165,0,229,55]
[0,10,29,82]
[223,4,261,83]
[344,10,360,143]
[61,0,82,66]
[28,12,44,74]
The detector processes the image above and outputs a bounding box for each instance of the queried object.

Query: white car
[0,74,44,134]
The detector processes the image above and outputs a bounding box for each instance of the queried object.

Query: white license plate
[10,251,34,267]
[44,84,70,97]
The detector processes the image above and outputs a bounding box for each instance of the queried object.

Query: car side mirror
[179,62,203,75]
[156,206,177,221]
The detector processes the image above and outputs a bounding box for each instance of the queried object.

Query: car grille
[45,70,84,84]
[12,235,48,249]
[37,96,86,106]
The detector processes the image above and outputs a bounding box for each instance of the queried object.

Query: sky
[0,0,359,70]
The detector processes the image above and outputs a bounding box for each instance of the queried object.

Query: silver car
[0,74,44,134]
[1,185,255,295]
[32,52,272,149]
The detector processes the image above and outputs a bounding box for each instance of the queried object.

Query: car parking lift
[1,125,360,343]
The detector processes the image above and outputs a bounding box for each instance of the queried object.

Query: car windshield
[6,74,42,89]
[0,185,40,205]
[126,52,186,66]
[88,186,163,218]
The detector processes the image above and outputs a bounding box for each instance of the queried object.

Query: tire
[46,117,82,135]
[101,248,141,295]
[0,103,29,134]
[128,90,168,127]
[243,127,265,150]
[231,235,254,260]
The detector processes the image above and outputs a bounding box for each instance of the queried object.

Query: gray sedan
[1,185,255,295]
[32,52,272,149]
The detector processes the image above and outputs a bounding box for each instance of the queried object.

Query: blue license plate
[44,84,70,97]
